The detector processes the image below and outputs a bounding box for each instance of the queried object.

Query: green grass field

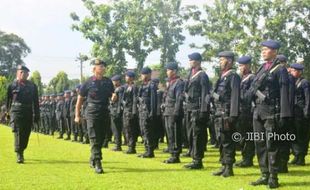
[0,125,309,190]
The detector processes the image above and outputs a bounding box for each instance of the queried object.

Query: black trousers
[187,110,207,161]
[165,115,182,157]
[123,112,138,149]
[253,116,280,174]
[11,114,32,153]
[111,115,123,147]
[139,112,156,152]
[70,115,78,137]
[214,116,236,165]
[291,117,310,157]
[87,115,109,161]
[236,112,255,162]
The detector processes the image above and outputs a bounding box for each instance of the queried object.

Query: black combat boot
[102,141,109,148]
[16,152,24,164]
[125,147,136,154]
[112,146,122,151]
[212,165,226,176]
[163,157,180,164]
[235,159,253,167]
[268,173,279,189]
[94,160,104,174]
[250,173,269,186]
[289,155,298,165]
[222,164,234,177]
[295,155,305,166]
[184,160,203,169]
[138,150,154,158]
[72,135,78,142]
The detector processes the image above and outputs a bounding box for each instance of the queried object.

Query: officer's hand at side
[74,116,81,123]
[111,93,118,102]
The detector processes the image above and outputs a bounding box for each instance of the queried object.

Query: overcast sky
[0,0,214,84]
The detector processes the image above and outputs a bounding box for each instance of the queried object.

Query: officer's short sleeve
[79,81,89,97]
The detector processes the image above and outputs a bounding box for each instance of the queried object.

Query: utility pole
[76,53,88,84]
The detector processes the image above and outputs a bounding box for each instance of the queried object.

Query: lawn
[0,125,309,190]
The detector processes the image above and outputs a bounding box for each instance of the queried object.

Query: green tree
[0,30,31,77]
[29,71,43,96]
[47,71,70,94]
[0,76,8,105]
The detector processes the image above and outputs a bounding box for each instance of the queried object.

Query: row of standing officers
[6,39,309,189]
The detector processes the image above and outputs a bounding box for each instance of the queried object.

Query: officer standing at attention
[110,74,124,151]
[6,65,40,163]
[235,56,255,168]
[70,89,78,142]
[138,67,158,158]
[121,71,139,154]
[63,90,72,140]
[75,59,114,174]
[163,62,185,164]
[56,93,65,139]
[183,52,210,169]
[248,40,291,188]
[212,51,240,177]
[289,63,310,166]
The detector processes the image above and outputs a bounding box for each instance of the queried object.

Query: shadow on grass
[26,159,126,165]
[105,166,207,173]
[281,181,310,187]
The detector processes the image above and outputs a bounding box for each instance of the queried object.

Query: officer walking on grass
[75,59,114,174]
[6,65,40,164]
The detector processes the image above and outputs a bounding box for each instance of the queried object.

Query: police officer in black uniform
[49,94,57,136]
[212,51,240,177]
[63,90,71,140]
[75,59,114,174]
[110,75,124,151]
[137,67,158,158]
[248,40,291,188]
[70,89,78,142]
[235,56,255,168]
[121,71,139,154]
[183,52,210,169]
[6,65,40,163]
[56,93,65,139]
[163,62,185,164]
[289,63,310,166]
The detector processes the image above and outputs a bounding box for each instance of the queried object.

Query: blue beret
[17,65,30,72]
[165,62,178,70]
[125,71,135,78]
[152,78,160,83]
[237,55,252,64]
[92,59,107,66]
[141,67,152,74]
[188,52,202,61]
[218,51,234,58]
[111,75,121,81]
[290,63,304,71]
[261,40,281,49]
[277,55,287,62]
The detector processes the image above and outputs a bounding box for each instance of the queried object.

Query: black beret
[92,59,107,66]
[64,90,71,94]
[188,52,202,61]
[165,62,178,70]
[111,75,122,81]
[125,71,136,78]
[50,94,56,97]
[17,65,30,72]
[290,63,304,71]
[237,55,252,64]
[261,40,281,49]
[277,55,287,62]
[141,67,152,74]
[218,51,234,58]
[75,84,81,89]
[57,93,64,96]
